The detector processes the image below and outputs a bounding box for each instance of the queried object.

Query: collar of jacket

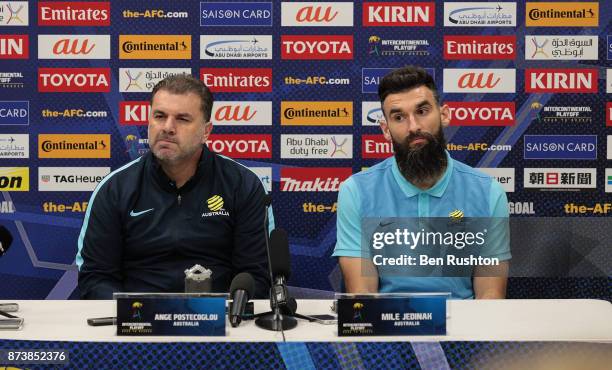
[147,144,213,193]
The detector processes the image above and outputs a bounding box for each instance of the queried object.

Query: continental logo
[0,167,28,191]
[281,101,352,126]
[207,195,224,211]
[38,134,110,158]
[119,35,191,59]
[526,2,598,27]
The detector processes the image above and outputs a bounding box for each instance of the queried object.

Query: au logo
[207,195,224,211]
[449,209,464,222]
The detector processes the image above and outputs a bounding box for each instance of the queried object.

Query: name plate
[337,294,447,336]
[115,293,226,336]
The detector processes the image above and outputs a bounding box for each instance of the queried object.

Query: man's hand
[473,261,509,299]
[339,257,379,293]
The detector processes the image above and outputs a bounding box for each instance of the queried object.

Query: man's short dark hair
[151,74,214,122]
[378,66,440,106]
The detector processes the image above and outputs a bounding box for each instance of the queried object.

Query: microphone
[0,226,13,257]
[269,228,291,309]
[229,272,255,328]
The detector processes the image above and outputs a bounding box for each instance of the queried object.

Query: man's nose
[405,114,422,134]
[161,117,176,134]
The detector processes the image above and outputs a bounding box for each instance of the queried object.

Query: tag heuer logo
[207,195,224,211]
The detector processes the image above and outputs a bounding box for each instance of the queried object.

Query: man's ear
[379,116,392,142]
[440,103,450,128]
[201,121,213,144]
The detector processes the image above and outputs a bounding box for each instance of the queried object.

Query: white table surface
[1,299,610,343]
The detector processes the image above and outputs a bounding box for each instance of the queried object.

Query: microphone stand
[256,196,289,340]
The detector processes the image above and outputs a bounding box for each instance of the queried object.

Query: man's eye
[393,115,403,121]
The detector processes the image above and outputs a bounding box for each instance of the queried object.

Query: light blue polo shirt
[332,152,511,299]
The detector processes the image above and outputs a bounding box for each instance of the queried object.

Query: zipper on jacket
[177,194,182,206]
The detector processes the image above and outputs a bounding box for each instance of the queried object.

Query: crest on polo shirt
[202,194,230,217]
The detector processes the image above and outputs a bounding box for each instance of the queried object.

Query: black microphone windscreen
[0,226,13,255]
[269,228,291,279]
[230,272,255,298]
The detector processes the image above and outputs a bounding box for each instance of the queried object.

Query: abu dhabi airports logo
[119,68,191,93]
[444,2,517,27]
[200,35,272,60]
[367,35,430,56]
[0,133,28,158]
[0,1,28,26]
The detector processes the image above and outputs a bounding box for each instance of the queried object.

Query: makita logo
[38,68,110,93]
[447,102,515,126]
[281,2,353,27]
[212,101,272,126]
[443,69,515,93]
[119,101,150,125]
[362,134,393,159]
[444,35,515,60]
[280,168,352,192]
[281,35,353,60]
[525,69,597,93]
[206,134,272,158]
[38,1,110,26]
[200,68,272,93]
[38,35,110,59]
[0,35,27,59]
[363,2,434,26]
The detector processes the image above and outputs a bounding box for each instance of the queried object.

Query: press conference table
[1,299,611,342]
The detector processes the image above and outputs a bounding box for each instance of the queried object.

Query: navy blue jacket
[77,145,270,299]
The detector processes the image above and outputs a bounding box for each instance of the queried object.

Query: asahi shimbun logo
[0,2,29,26]
[200,68,272,93]
[281,134,352,159]
[282,2,353,27]
[444,2,517,27]
[281,35,353,60]
[0,72,24,88]
[363,2,435,27]
[524,168,596,191]
[446,102,515,126]
[38,1,110,26]
[362,134,392,159]
[525,68,597,93]
[362,101,383,126]
[367,35,430,56]
[443,35,515,60]
[443,69,516,93]
[200,35,272,60]
[529,101,592,124]
[525,35,598,61]
[206,134,272,159]
[281,101,352,126]
[119,35,191,59]
[280,167,352,192]
[0,134,28,158]
[212,101,272,126]
[38,34,110,59]
[119,68,191,93]
[38,67,110,93]
[526,2,598,27]
[0,34,27,59]
[477,168,515,192]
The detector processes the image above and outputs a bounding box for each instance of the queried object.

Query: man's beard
[391,128,448,185]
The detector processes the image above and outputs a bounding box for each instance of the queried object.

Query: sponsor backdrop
[0,0,610,299]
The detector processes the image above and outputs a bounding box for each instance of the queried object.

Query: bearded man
[333,66,510,299]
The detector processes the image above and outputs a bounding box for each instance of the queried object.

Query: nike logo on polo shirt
[130,208,154,217]
[379,221,394,227]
